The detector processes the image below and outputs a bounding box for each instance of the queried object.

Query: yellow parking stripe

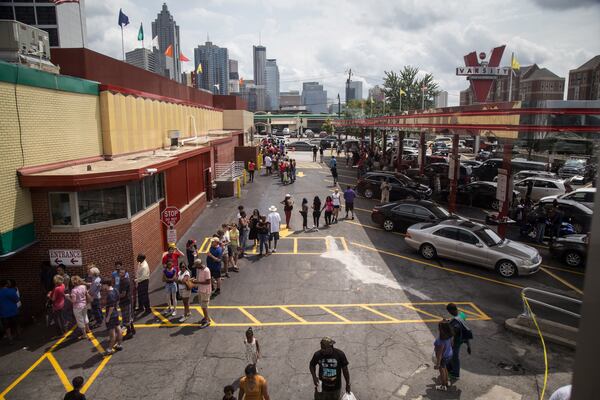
[319,306,351,322]
[344,220,406,236]
[280,306,308,323]
[540,267,583,295]
[541,264,585,276]
[402,304,443,320]
[46,353,72,392]
[360,305,400,322]
[238,307,262,324]
[151,308,174,326]
[81,355,112,393]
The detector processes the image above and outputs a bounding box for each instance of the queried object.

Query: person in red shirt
[162,244,184,274]
[248,161,256,182]
[48,275,66,335]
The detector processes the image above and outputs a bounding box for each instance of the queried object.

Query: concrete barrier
[505,315,577,349]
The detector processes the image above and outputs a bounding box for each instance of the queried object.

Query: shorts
[333,205,340,209]
[199,292,211,308]
[270,232,280,241]
[229,244,239,256]
[208,264,221,280]
[346,203,354,211]
[165,282,177,295]
[179,287,192,299]
[314,389,340,400]
[73,307,89,329]
[440,356,451,369]
[105,311,120,330]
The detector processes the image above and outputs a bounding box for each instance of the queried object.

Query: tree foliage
[383,66,439,113]
[321,118,335,135]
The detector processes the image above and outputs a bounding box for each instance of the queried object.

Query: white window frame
[49,191,78,228]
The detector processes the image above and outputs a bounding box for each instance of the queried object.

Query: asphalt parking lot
[0,150,580,399]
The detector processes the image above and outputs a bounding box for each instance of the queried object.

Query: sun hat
[269,205,277,212]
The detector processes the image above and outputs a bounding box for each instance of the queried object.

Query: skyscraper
[265,59,280,110]
[151,3,181,83]
[346,81,363,101]
[302,82,327,113]
[434,90,448,108]
[125,48,162,74]
[228,59,240,93]
[253,45,267,110]
[194,41,229,95]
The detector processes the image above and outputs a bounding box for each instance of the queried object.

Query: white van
[283,128,290,136]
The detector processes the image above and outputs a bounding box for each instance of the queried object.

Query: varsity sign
[456,66,510,76]
[459,45,506,103]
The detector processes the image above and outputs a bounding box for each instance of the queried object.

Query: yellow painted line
[293,238,298,254]
[155,302,479,309]
[135,319,444,327]
[320,306,351,322]
[540,267,583,295]
[402,304,443,320]
[280,306,308,323]
[319,171,357,179]
[457,307,483,318]
[48,327,76,351]
[0,354,49,398]
[350,241,524,290]
[541,264,584,276]
[197,237,210,253]
[46,353,73,392]
[341,237,349,252]
[467,302,493,320]
[353,206,373,213]
[324,179,355,186]
[360,305,400,322]
[238,307,262,324]
[344,220,406,236]
[151,307,174,326]
[81,354,112,394]
[88,331,106,354]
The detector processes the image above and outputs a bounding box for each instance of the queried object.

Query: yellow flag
[511,55,520,71]
[196,63,203,74]
[400,88,406,96]
[370,97,375,104]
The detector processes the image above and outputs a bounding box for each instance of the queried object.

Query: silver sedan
[405,219,541,278]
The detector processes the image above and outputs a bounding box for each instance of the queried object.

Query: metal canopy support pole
[397,131,405,171]
[382,129,387,158]
[370,128,375,152]
[419,132,426,175]
[448,133,459,213]
[497,142,513,238]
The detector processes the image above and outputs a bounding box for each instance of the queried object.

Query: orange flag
[164,44,173,57]
[179,52,190,62]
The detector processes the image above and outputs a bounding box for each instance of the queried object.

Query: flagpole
[399,90,402,114]
[508,52,514,102]
[78,2,85,48]
[121,25,125,60]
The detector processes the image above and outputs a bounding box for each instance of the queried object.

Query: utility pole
[421,85,427,110]
[346,68,352,107]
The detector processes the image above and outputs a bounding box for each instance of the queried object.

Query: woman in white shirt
[177,263,192,322]
[332,188,342,223]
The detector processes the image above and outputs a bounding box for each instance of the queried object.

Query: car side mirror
[475,242,483,248]
[429,215,436,220]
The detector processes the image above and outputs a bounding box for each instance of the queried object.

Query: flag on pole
[239,77,244,86]
[196,63,203,74]
[137,23,144,41]
[164,44,173,57]
[370,97,375,104]
[511,54,520,71]
[118,9,129,27]
[151,36,159,50]
[179,52,190,62]
[400,88,406,96]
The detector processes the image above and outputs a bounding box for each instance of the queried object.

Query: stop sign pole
[161,207,181,244]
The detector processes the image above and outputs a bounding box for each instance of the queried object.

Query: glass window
[79,187,127,225]
[457,229,479,245]
[15,6,35,24]
[393,204,413,214]
[433,227,457,240]
[0,6,14,19]
[128,181,144,216]
[144,175,157,207]
[35,6,56,24]
[413,206,433,218]
[41,27,58,46]
[475,228,503,246]
[50,193,72,226]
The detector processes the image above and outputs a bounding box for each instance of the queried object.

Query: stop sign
[161,206,181,227]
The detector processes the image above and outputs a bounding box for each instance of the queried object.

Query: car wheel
[496,260,517,278]
[420,243,437,260]
[564,251,583,268]
[572,223,583,234]
[364,188,374,199]
[491,199,500,211]
[383,219,395,231]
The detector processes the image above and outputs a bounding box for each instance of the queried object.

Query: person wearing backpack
[446,303,472,381]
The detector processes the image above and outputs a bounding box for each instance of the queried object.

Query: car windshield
[474,228,503,246]
[432,206,451,218]
[564,159,585,168]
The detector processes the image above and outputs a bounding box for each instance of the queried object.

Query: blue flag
[118,9,129,27]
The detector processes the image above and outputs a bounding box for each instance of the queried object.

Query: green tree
[383,66,439,113]
[321,118,335,135]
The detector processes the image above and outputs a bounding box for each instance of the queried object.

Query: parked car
[320,135,338,148]
[540,187,595,210]
[472,158,547,181]
[282,128,290,135]
[288,141,315,151]
[304,129,314,138]
[549,234,588,268]
[405,219,541,277]
[529,198,593,234]
[475,150,492,161]
[514,177,572,202]
[558,158,594,183]
[405,163,472,188]
[403,139,419,148]
[462,160,482,168]
[356,172,432,201]
[441,181,520,211]
[319,131,328,138]
[371,200,459,232]
[493,169,558,182]
[432,142,449,156]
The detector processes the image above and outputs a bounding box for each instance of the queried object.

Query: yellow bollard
[243,169,247,185]
[237,177,242,198]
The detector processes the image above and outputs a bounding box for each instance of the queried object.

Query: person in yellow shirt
[238,364,270,400]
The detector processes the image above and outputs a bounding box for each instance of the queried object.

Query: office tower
[194,41,229,95]
[302,82,327,113]
[125,48,162,74]
[265,59,280,110]
[228,59,239,93]
[434,90,448,108]
[151,3,181,82]
[346,80,363,101]
[253,45,266,110]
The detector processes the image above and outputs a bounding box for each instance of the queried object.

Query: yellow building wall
[0,81,103,233]
[100,91,224,155]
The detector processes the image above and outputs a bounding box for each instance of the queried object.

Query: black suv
[550,234,588,267]
[356,172,432,201]
[558,158,595,184]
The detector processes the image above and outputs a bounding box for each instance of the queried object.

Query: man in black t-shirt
[118,267,135,339]
[309,337,351,400]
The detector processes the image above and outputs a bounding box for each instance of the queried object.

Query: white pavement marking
[475,385,523,400]
[395,385,410,397]
[321,236,431,300]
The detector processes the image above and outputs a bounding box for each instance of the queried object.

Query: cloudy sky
[85,0,600,106]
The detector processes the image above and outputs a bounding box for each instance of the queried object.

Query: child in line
[223,385,235,400]
[244,327,261,366]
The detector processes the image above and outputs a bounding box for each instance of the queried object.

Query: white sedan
[514,177,572,202]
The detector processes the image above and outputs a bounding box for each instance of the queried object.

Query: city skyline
[83,1,600,106]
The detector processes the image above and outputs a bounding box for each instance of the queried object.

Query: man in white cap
[267,206,281,253]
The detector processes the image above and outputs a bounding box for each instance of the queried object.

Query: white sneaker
[171,311,177,317]
[178,315,188,323]
[272,248,277,253]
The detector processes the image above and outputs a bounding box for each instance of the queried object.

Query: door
[204,169,212,201]
[456,229,488,266]
[431,227,459,258]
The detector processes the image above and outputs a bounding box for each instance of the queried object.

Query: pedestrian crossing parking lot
[197,236,349,255]
[134,301,490,328]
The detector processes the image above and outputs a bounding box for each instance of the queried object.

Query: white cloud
[84,0,600,106]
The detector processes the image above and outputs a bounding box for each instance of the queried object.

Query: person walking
[550,200,563,239]
[433,320,454,391]
[186,240,198,277]
[244,327,261,366]
[312,145,318,162]
[332,188,341,223]
[135,254,151,314]
[329,156,337,170]
[102,278,123,356]
[264,154,272,176]
[322,196,334,226]
[290,159,297,182]
[257,216,270,256]
[343,186,356,220]
[238,364,270,400]
[312,196,322,231]
[319,146,324,163]
[281,194,294,230]
[193,260,212,327]
[48,275,66,336]
[249,209,261,248]
[162,261,178,317]
[207,238,223,297]
[68,276,91,340]
[300,198,309,232]
[117,266,135,339]
[536,207,548,244]
[380,178,391,204]
[309,337,351,400]
[267,206,281,253]
[446,303,472,381]
[229,223,240,272]
[0,279,20,342]
[87,266,103,328]
[331,166,338,186]
[177,263,193,322]
[248,160,256,182]
[221,224,231,278]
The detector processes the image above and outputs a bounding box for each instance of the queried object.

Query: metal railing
[215,161,245,181]
[521,287,581,320]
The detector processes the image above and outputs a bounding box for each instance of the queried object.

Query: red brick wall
[215,140,235,164]
[131,205,163,275]
[169,194,207,244]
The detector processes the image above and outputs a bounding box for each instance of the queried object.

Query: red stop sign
[161,206,181,227]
